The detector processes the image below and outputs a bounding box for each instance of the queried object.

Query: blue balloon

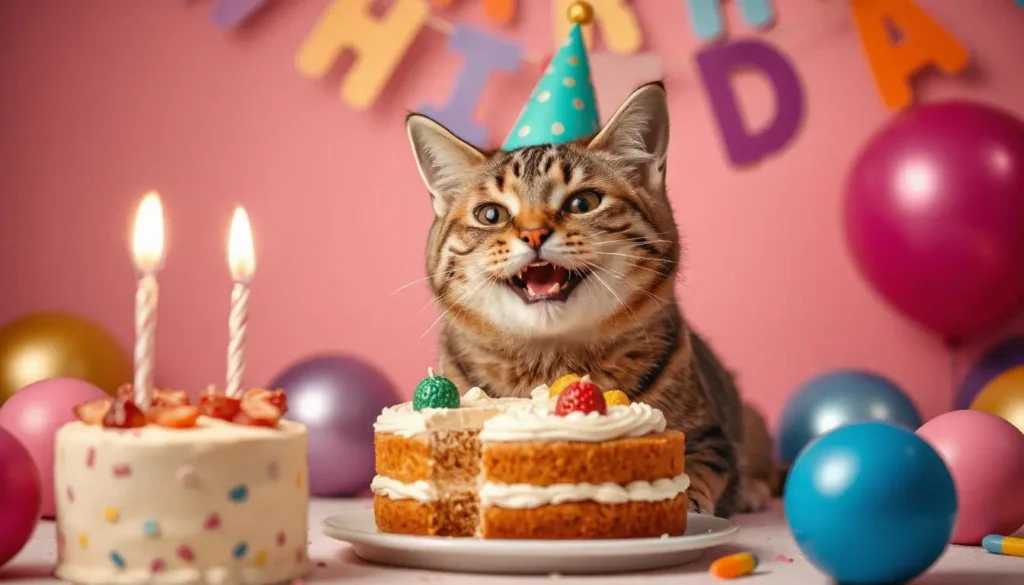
[777,369,922,463]
[784,422,957,584]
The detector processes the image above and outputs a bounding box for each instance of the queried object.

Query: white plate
[322,509,739,574]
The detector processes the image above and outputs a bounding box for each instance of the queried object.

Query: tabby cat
[405,82,774,517]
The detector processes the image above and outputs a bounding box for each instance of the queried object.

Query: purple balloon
[844,101,1024,342]
[955,336,1024,409]
[0,427,42,568]
[0,377,108,518]
[270,354,400,497]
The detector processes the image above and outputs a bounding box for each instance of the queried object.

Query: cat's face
[407,83,679,339]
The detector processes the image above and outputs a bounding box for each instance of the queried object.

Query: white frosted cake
[372,375,689,539]
[54,387,309,585]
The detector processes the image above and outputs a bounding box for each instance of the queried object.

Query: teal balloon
[785,422,956,584]
[777,369,923,464]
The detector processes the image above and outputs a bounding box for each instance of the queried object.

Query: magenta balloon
[0,377,108,518]
[844,101,1024,341]
[0,427,42,567]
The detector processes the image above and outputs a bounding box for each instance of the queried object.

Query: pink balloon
[917,410,1024,544]
[0,427,42,567]
[0,377,108,518]
[844,101,1024,341]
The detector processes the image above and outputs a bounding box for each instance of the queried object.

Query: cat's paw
[686,490,715,516]
[734,477,772,514]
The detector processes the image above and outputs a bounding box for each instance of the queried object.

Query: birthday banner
[194,0,975,166]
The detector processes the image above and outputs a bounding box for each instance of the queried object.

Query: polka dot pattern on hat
[502,23,600,150]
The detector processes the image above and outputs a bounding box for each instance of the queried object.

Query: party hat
[501,2,600,150]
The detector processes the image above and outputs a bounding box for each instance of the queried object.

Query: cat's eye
[563,190,602,214]
[473,203,511,226]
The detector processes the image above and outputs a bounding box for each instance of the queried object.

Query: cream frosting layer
[478,401,667,443]
[373,387,536,438]
[54,417,309,585]
[376,384,669,444]
[480,473,691,509]
[370,475,437,502]
[371,473,691,509]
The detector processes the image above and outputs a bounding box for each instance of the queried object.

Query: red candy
[103,397,148,429]
[152,388,190,408]
[243,388,288,414]
[74,399,113,425]
[198,389,242,421]
[73,385,285,430]
[555,378,607,416]
[235,390,284,427]
[147,405,200,429]
[116,384,135,401]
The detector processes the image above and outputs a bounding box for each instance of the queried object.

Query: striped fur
[406,83,774,517]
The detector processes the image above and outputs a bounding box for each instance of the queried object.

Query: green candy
[413,369,460,411]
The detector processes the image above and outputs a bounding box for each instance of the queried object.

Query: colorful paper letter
[211,0,269,28]
[589,53,663,122]
[418,25,523,147]
[696,39,804,166]
[553,0,642,54]
[295,0,429,109]
[686,0,775,41]
[851,0,970,110]
[485,0,517,25]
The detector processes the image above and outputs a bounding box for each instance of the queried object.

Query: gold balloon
[0,312,131,405]
[567,1,594,25]
[970,365,1024,434]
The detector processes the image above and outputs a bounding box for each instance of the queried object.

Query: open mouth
[506,261,588,304]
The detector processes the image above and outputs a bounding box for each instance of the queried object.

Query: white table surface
[2,499,1021,584]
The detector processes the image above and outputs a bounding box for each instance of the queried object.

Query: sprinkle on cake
[54,385,310,585]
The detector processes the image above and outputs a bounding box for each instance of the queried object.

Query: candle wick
[428,367,434,378]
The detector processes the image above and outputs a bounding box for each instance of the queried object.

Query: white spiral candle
[226,282,249,398]
[226,206,255,398]
[130,192,165,410]
[133,275,158,409]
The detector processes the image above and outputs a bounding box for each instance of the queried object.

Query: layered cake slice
[371,373,689,539]
[372,380,526,536]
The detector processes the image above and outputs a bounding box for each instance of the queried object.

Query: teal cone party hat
[502,2,600,150]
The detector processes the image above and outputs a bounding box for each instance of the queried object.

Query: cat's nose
[519,227,550,249]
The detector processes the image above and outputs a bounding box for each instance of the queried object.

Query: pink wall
[2,0,1023,428]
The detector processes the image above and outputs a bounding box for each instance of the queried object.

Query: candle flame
[228,206,255,283]
[132,192,165,274]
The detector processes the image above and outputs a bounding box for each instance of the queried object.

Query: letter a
[851,0,969,110]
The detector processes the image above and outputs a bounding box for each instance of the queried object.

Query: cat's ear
[587,82,669,194]
[406,114,486,217]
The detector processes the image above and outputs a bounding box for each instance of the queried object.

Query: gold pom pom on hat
[567,1,594,25]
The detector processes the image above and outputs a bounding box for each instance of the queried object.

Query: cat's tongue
[522,262,568,295]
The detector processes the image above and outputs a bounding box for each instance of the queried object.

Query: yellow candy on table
[548,374,581,398]
[603,390,630,407]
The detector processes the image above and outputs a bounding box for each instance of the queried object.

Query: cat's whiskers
[586,250,675,267]
[419,271,493,340]
[591,237,675,247]
[585,254,669,279]
[405,276,473,326]
[580,260,673,323]
[583,266,651,345]
[390,264,475,296]
[449,279,496,334]
[404,251,487,325]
